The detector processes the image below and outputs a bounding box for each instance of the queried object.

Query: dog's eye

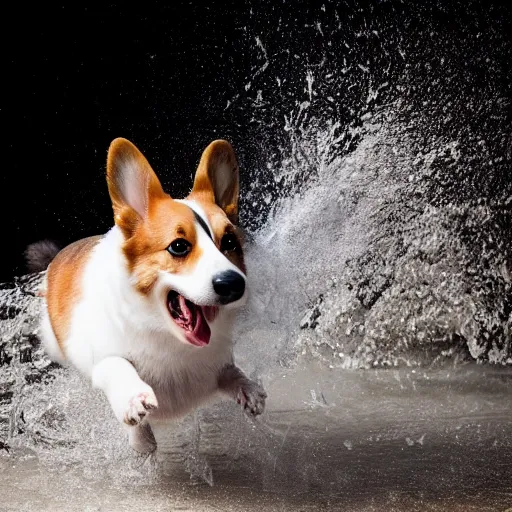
[220,233,238,252]
[167,238,191,257]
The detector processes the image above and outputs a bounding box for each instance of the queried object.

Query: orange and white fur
[35,138,266,453]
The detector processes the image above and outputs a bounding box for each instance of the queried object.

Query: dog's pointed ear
[191,140,239,224]
[106,138,166,233]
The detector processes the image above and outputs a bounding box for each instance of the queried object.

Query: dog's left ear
[190,140,239,224]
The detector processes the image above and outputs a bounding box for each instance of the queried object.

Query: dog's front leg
[218,363,267,417]
[92,356,158,452]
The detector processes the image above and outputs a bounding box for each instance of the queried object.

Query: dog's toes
[238,381,267,417]
[140,392,158,410]
[123,390,159,426]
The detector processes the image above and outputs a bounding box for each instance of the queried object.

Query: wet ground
[1,360,511,511]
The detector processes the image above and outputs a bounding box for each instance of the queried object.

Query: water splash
[231,1,512,370]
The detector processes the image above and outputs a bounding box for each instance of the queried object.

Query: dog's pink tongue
[191,308,211,346]
[178,295,210,347]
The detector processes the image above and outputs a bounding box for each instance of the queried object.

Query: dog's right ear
[106,138,166,236]
[190,140,240,224]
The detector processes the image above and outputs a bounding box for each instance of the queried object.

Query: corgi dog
[32,138,266,453]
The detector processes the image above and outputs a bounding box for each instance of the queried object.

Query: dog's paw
[237,380,267,417]
[123,389,158,426]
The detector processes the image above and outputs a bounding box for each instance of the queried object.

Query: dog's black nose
[212,270,245,304]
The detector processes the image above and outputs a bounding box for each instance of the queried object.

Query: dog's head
[106,137,246,347]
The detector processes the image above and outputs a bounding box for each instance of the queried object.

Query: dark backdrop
[2,1,510,282]
[3,2,267,281]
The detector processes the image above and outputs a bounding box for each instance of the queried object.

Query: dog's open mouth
[167,291,217,347]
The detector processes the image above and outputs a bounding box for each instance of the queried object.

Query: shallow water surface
[2,361,511,511]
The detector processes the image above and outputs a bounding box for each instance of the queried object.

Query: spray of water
[231,2,511,371]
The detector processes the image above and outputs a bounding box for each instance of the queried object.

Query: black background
[2,1,511,281]
[3,3,258,282]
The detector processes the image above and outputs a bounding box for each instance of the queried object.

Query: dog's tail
[24,240,61,273]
